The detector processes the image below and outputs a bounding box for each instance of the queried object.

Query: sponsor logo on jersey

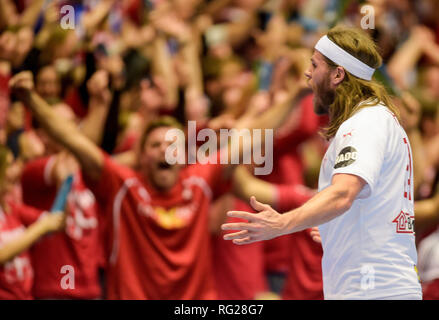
[334,146,358,169]
[138,204,196,230]
[342,129,355,138]
[392,211,415,234]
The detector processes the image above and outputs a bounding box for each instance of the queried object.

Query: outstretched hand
[221,196,288,245]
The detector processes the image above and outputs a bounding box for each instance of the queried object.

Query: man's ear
[332,66,346,86]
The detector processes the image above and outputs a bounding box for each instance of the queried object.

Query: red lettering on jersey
[392,211,415,234]
[403,138,412,201]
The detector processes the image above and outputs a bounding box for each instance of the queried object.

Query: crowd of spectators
[0,0,438,300]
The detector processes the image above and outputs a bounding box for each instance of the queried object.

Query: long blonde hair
[322,26,400,139]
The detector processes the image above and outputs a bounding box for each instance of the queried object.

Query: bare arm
[79,70,112,145]
[223,173,365,244]
[281,174,365,233]
[0,0,18,28]
[232,165,277,205]
[387,26,436,90]
[423,39,439,65]
[181,32,204,96]
[0,213,65,265]
[9,72,104,181]
[200,0,233,16]
[236,86,308,131]
[18,0,44,28]
[220,86,308,179]
[150,35,178,109]
[82,0,115,37]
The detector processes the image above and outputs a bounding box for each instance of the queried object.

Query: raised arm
[9,72,104,181]
[79,70,112,145]
[82,0,116,37]
[0,0,19,28]
[150,34,179,109]
[219,85,308,179]
[18,0,45,29]
[232,165,277,205]
[236,85,309,131]
[387,25,436,90]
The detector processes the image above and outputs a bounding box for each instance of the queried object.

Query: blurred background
[0,0,439,300]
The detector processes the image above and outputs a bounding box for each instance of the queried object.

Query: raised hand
[38,212,67,234]
[87,69,111,105]
[221,196,288,245]
[8,71,34,98]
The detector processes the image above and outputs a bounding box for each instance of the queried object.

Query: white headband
[314,35,375,81]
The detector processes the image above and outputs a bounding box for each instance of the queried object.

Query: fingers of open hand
[310,227,321,244]
[223,230,248,240]
[222,230,258,245]
[226,210,260,222]
[250,196,272,212]
[221,221,261,232]
[222,212,268,244]
[232,236,255,245]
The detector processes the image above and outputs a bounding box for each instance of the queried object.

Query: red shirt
[281,229,324,300]
[86,154,226,299]
[21,157,101,299]
[63,87,88,119]
[263,93,323,274]
[0,71,10,130]
[0,202,42,300]
[260,93,326,299]
[211,198,267,299]
[275,184,324,300]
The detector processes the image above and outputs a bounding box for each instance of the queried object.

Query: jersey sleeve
[331,108,390,199]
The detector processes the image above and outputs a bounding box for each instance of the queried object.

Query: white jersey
[318,104,422,300]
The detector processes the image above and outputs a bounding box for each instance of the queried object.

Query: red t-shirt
[85,154,226,299]
[20,157,102,299]
[0,202,42,300]
[275,184,324,299]
[211,198,267,299]
[0,72,10,130]
[63,87,88,119]
[260,93,326,299]
[281,229,324,300]
[263,93,323,274]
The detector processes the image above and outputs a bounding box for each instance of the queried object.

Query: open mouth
[157,161,172,170]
